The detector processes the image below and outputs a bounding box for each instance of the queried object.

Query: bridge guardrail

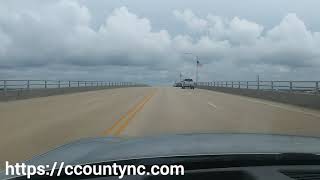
[197,81,320,95]
[0,80,145,95]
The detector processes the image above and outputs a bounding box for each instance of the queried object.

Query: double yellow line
[102,91,156,136]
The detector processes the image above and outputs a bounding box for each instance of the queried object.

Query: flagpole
[196,56,199,86]
[183,52,199,86]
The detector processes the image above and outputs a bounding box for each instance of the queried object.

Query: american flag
[197,60,202,67]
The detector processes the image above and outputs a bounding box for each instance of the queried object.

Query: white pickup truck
[182,78,195,89]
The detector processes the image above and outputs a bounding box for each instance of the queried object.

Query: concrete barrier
[198,86,320,110]
[0,86,143,102]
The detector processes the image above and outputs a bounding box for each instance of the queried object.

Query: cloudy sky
[1,0,320,85]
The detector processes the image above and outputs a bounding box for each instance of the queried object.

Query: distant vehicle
[174,82,182,87]
[182,78,195,89]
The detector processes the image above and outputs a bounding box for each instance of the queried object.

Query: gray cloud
[0,0,320,84]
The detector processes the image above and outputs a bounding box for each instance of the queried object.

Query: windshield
[1,0,320,175]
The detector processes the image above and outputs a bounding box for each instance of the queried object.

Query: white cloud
[0,1,320,83]
[174,10,264,45]
[173,9,208,32]
[174,10,320,68]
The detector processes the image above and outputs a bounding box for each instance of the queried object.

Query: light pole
[184,53,200,85]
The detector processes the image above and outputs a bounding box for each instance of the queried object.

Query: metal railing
[197,81,320,95]
[0,80,144,95]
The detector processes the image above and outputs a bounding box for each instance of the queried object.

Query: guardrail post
[3,80,7,95]
[257,80,260,90]
[271,81,274,91]
[225,81,227,87]
[231,81,234,88]
[78,81,80,87]
[238,81,241,88]
[58,80,60,88]
[246,81,249,89]
[85,81,87,87]
[68,81,71,88]
[289,81,293,92]
[27,80,30,90]
[45,80,47,88]
[316,81,319,95]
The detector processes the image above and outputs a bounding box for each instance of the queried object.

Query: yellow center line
[102,98,145,135]
[114,92,155,136]
[102,90,156,136]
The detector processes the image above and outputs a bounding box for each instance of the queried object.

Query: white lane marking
[245,98,320,118]
[208,102,217,109]
[199,88,320,118]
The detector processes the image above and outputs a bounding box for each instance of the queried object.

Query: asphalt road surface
[1,87,320,167]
